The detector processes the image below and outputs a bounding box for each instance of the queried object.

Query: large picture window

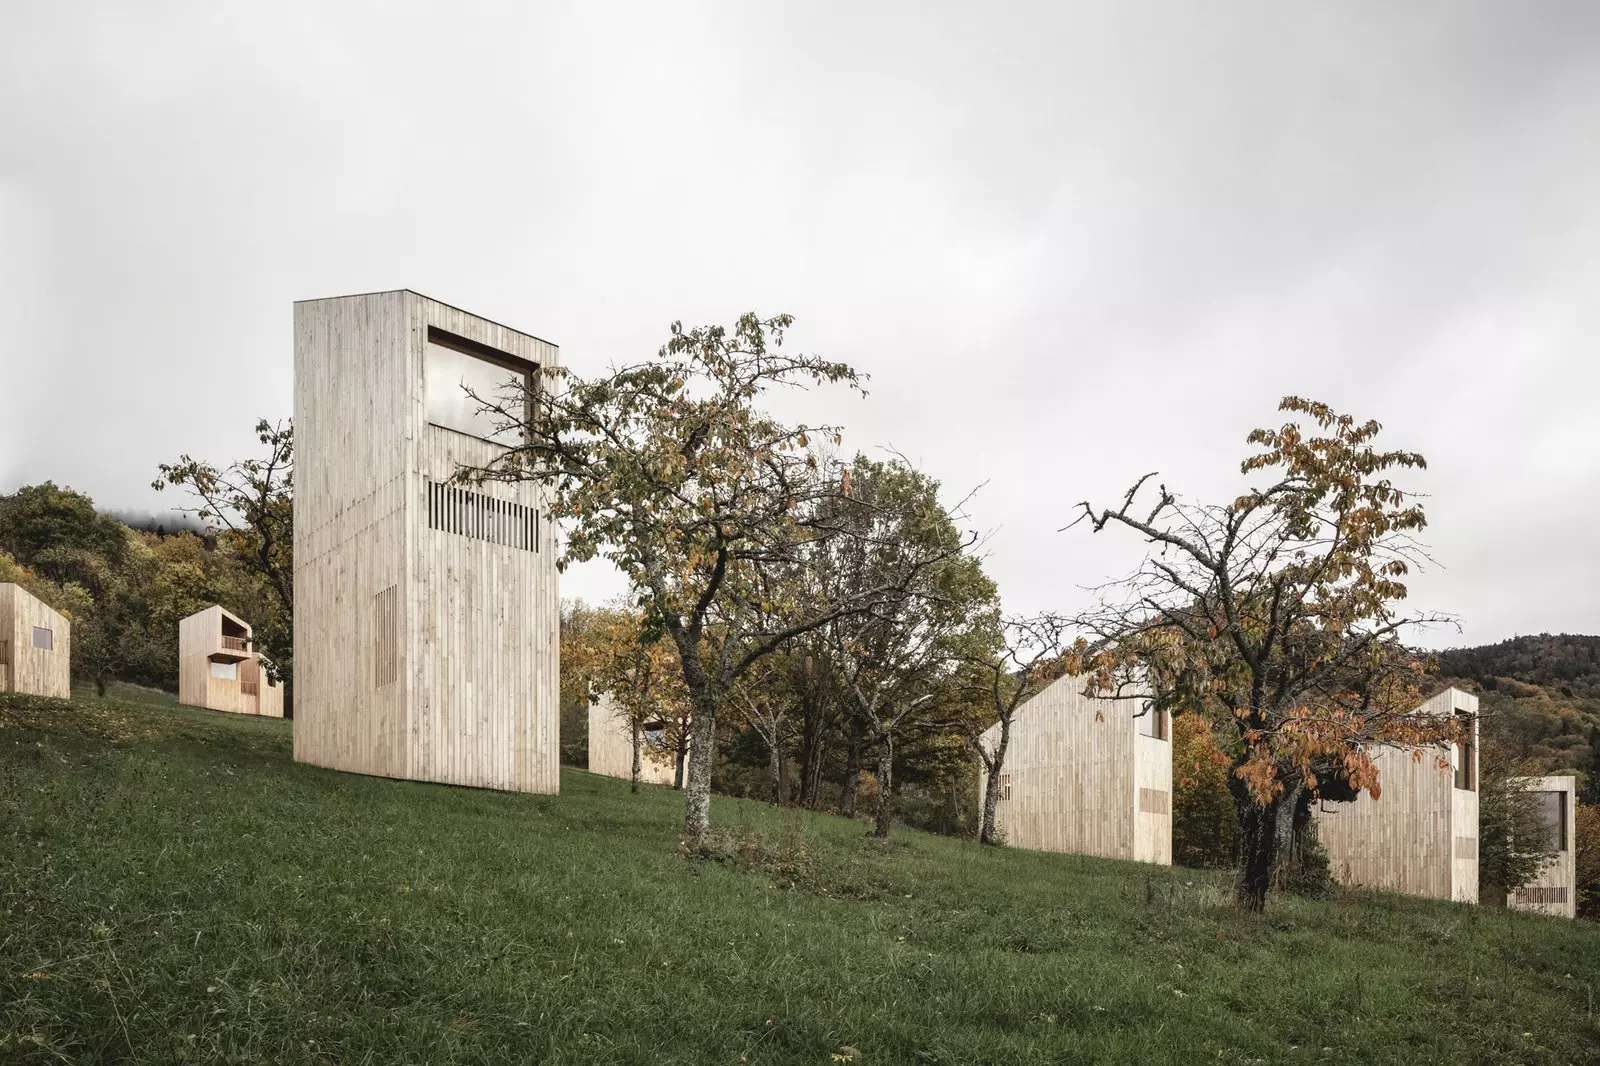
[424,328,533,446]
[1536,791,1568,852]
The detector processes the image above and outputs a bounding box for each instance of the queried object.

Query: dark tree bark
[840,717,864,817]
[1233,788,1282,912]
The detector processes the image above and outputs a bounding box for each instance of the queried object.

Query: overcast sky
[3,1,1597,648]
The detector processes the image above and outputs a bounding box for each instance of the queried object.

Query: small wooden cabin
[0,583,71,699]
[177,605,284,718]
[977,675,1173,865]
[1507,775,1577,919]
[586,693,683,787]
[293,291,561,793]
[1314,686,1480,904]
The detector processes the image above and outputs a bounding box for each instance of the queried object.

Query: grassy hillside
[3,689,1600,1065]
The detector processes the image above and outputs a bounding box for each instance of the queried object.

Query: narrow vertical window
[374,585,399,688]
[1453,712,1476,791]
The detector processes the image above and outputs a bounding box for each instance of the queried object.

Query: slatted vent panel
[1515,886,1568,905]
[374,585,399,688]
[426,480,539,552]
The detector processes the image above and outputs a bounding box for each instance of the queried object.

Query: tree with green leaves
[154,418,294,693]
[1067,397,1457,911]
[820,457,992,838]
[463,314,917,837]
[1476,737,1562,904]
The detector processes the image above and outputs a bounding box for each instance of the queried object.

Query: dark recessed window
[1536,791,1568,852]
[1453,712,1476,791]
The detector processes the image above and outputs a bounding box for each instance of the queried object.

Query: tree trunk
[978,721,1011,845]
[682,699,717,838]
[767,728,783,805]
[873,733,894,839]
[1235,795,1280,912]
[840,718,864,817]
[630,718,642,794]
[95,669,108,698]
[1271,781,1304,884]
[674,711,690,791]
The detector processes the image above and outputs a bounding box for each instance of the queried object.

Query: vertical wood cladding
[977,675,1172,865]
[293,291,560,794]
[1314,687,1480,904]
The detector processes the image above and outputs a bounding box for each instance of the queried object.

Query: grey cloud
[2,0,1596,647]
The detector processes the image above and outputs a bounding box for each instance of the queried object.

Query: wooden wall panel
[294,291,560,794]
[1314,687,1480,903]
[587,694,678,786]
[1507,775,1577,919]
[0,583,71,699]
[978,675,1171,865]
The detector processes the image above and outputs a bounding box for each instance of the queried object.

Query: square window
[32,627,52,650]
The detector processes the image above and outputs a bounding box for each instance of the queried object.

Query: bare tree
[963,612,1073,845]
[1066,396,1457,911]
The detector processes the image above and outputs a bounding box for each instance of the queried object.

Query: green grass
[3,691,1599,1065]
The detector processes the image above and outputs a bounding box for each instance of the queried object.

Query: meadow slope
[3,687,1599,1065]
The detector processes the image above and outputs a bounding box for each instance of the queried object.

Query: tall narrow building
[293,291,560,793]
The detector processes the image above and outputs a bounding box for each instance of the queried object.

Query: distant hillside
[1439,633,1600,700]
[1436,634,1600,794]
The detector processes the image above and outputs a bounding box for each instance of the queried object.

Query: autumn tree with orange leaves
[1067,397,1457,911]
[583,604,690,793]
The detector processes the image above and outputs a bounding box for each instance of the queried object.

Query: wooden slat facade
[0,582,72,699]
[1506,775,1577,919]
[293,291,560,794]
[1314,687,1480,903]
[586,693,680,786]
[177,605,285,718]
[977,675,1172,864]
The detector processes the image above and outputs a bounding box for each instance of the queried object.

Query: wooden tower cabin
[1313,687,1480,904]
[292,291,560,793]
[177,605,284,717]
[977,675,1173,865]
[1506,775,1577,919]
[0,583,71,699]
[586,693,686,787]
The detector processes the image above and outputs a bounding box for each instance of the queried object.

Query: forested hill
[1439,633,1600,699]
[1437,633,1600,790]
